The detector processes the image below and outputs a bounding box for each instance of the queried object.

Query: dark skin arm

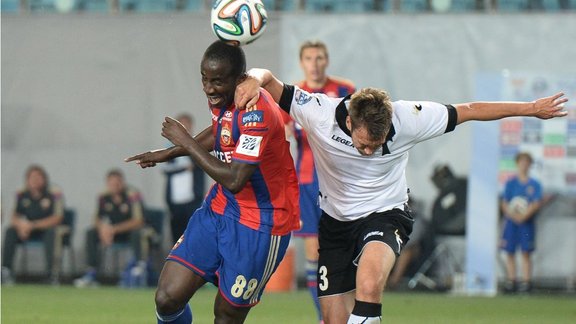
[125,125,214,168]
[161,117,256,194]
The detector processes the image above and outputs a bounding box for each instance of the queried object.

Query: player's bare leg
[155,261,206,323]
[319,291,355,324]
[505,253,517,281]
[350,242,396,323]
[519,251,533,292]
[213,292,251,324]
[356,242,396,301]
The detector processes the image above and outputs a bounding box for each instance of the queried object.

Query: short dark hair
[202,40,246,79]
[299,40,329,60]
[515,152,533,164]
[348,88,392,141]
[107,169,124,180]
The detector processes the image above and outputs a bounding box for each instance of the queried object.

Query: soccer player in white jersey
[234,68,568,324]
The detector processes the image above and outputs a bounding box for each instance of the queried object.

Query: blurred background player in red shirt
[290,40,355,323]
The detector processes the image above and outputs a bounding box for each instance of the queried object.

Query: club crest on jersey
[242,110,264,126]
[413,104,423,115]
[220,126,232,146]
[236,134,262,157]
[172,235,184,250]
[295,89,313,105]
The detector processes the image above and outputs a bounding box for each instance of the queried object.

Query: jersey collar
[335,96,396,155]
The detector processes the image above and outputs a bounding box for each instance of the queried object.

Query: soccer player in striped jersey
[126,41,299,324]
[235,68,567,324]
[292,40,356,323]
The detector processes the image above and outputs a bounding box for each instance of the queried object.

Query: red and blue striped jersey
[294,77,356,184]
[206,89,300,235]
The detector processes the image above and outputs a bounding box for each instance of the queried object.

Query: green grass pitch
[1,285,575,323]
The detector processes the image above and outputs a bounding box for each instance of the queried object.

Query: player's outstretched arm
[125,126,214,168]
[236,68,284,109]
[455,92,568,125]
[162,117,256,193]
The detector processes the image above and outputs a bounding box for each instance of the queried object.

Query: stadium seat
[27,0,58,12]
[18,208,76,283]
[182,0,202,11]
[400,0,429,12]
[116,0,177,12]
[77,0,109,12]
[102,207,164,275]
[305,0,375,12]
[1,0,21,12]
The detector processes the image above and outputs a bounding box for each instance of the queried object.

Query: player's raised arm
[455,92,568,125]
[125,125,214,168]
[236,68,284,109]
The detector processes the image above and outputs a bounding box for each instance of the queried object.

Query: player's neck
[306,77,328,90]
[518,173,529,183]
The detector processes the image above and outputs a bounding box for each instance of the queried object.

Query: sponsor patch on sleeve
[295,89,313,105]
[241,110,264,125]
[235,134,263,157]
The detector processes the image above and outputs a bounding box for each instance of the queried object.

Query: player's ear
[346,116,352,131]
[236,73,248,85]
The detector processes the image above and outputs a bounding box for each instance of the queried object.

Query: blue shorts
[293,182,321,237]
[500,219,535,253]
[167,205,291,307]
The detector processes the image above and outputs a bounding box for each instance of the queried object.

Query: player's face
[27,169,46,191]
[201,58,237,107]
[347,118,385,156]
[300,47,328,84]
[107,175,125,195]
[516,156,532,175]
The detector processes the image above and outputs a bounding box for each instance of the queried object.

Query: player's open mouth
[208,96,223,105]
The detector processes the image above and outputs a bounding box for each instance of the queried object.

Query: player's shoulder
[16,188,28,198]
[48,185,63,199]
[255,88,277,108]
[393,100,447,115]
[126,188,143,202]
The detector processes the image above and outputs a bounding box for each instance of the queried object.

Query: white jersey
[278,85,458,221]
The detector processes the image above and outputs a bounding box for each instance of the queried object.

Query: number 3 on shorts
[318,265,328,291]
[231,275,259,300]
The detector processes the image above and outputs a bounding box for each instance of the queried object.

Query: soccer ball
[211,0,268,46]
[508,196,529,214]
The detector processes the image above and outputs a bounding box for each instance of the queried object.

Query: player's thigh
[218,218,291,307]
[317,213,358,297]
[156,261,206,308]
[167,206,221,283]
[501,220,519,253]
[519,223,536,252]
[356,241,396,300]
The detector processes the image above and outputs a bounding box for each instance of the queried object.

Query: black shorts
[317,208,414,297]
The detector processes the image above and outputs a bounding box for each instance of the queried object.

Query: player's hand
[162,117,194,148]
[125,149,170,168]
[235,75,260,110]
[532,92,568,119]
[15,219,33,240]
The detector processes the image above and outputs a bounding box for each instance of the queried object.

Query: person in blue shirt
[500,152,543,294]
